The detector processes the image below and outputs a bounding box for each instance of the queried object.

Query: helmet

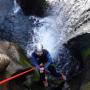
[35,43,43,54]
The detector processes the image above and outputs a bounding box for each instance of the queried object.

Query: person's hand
[40,66,44,73]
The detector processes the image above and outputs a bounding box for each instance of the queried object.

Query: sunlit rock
[0,53,10,72]
[0,41,31,75]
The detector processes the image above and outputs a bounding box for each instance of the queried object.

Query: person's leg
[39,69,48,87]
[40,72,46,81]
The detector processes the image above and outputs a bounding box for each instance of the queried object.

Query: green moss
[31,70,40,82]
[81,82,90,90]
[19,52,31,68]
[17,46,32,68]
[82,48,90,58]
[17,46,41,82]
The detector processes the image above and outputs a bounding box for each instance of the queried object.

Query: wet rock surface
[0,40,33,90]
[0,0,47,49]
[0,41,25,75]
[0,0,13,25]
[0,12,34,51]
[67,33,90,90]
[16,0,48,16]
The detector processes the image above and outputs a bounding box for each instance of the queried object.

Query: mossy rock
[82,48,90,58]
[80,82,90,90]
[67,33,90,90]
[0,40,34,77]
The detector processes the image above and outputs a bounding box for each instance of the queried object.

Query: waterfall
[13,0,20,14]
[2,0,89,75]
[10,0,90,62]
[26,0,90,59]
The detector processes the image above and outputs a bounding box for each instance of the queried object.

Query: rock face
[16,0,48,16]
[0,41,33,90]
[0,41,31,75]
[67,33,90,90]
[0,0,13,25]
[0,41,22,74]
[0,53,10,72]
[67,33,90,66]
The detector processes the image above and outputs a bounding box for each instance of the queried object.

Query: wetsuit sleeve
[31,53,38,67]
[45,52,52,69]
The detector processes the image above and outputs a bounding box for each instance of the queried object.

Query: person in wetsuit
[31,43,61,79]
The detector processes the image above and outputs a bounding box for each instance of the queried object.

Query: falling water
[26,0,90,60]
[13,0,20,14]
[26,1,68,58]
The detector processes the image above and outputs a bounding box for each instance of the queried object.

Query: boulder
[16,0,48,17]
[0,41,31,75]
[67,33,90,90]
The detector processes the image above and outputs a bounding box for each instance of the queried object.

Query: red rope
[0,68,35,85]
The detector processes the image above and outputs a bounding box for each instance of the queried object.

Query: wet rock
[0,40,31,75]
[67,33,90,69]
[0,54,10,72]
[0,27,12,41]
[0,0,13,25]
[67,33,90,90]
[0,40,33,90]
[0,41,21,75]
[16,0,48,17]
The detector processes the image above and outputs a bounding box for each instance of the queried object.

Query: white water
[13,0,20,14]
[13,0,90,59]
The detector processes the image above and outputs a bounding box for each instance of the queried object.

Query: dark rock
[0,27,12,41]
[66,33,90,90]
[0,0,13,25]
[16,0,48,17]
[67,33,90,68]
[66,33,90,69]
[0,11,33,49]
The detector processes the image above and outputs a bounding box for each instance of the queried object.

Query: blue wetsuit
[31,49,60,78]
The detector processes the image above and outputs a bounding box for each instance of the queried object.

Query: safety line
[0,67,35,85]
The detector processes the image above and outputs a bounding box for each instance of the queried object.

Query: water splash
[12,0,90,59]
[26,0,90,59]
[26,7,68,58]
[13,0,20,14]
[33,17,61,58]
